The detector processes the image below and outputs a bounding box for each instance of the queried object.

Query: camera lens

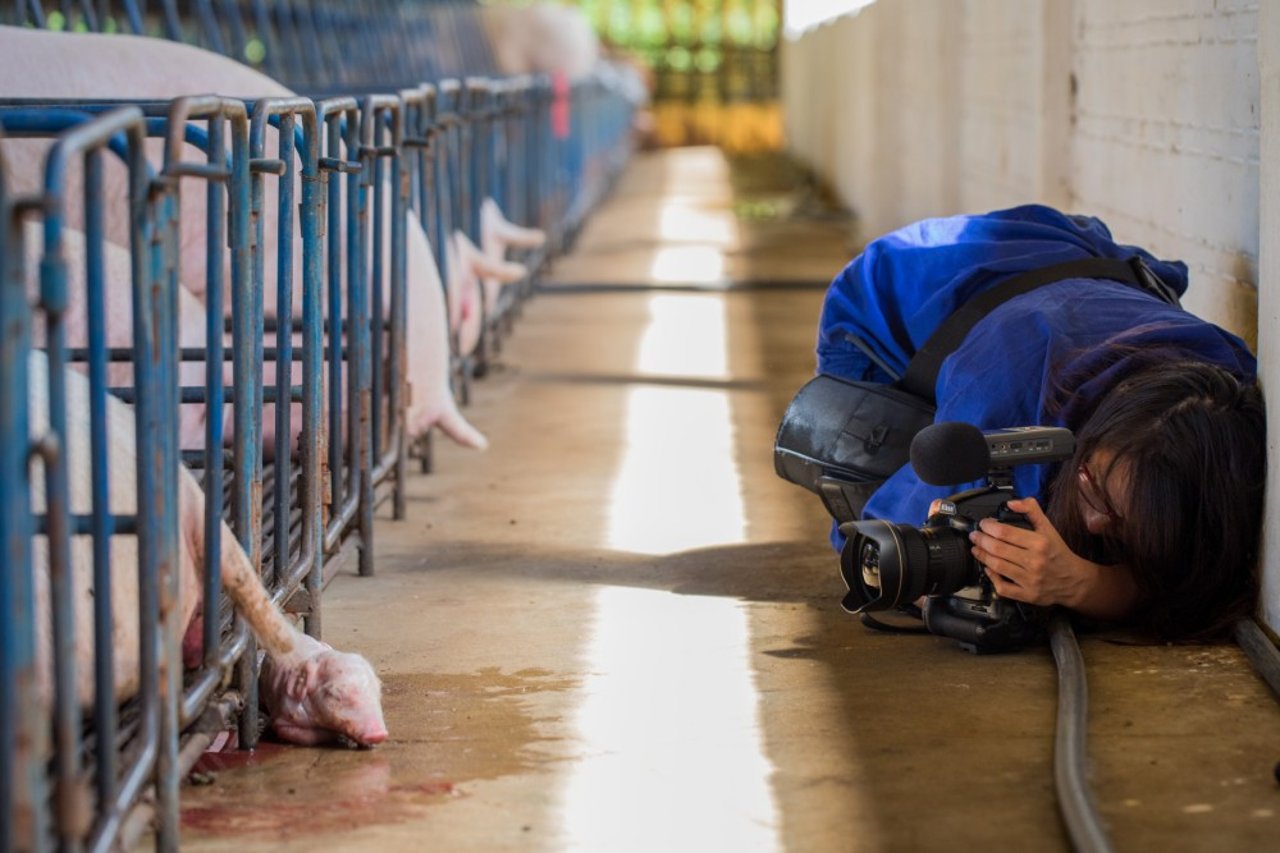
[837,519,976,612]
[858,540,881,588]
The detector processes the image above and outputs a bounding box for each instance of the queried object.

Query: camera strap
[899,255,1181,402]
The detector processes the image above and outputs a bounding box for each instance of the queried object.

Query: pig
[402,213,491,447]
[448,227,527,362]
[27,349,387,745]
[481,2,601,82]
[476,195,545,329]
[0,25,295,304]
[21,221,222,451]
[0,24,487,451]
[480,197,547,265]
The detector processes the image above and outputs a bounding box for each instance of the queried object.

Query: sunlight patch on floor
[608,293,738,553]
[563,290,779,851]
[649,245,726,284]
[559,587,780,852]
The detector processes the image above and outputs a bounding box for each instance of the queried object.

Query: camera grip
[923,605,997,653]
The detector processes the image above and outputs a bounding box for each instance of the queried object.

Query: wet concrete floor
[179,148,1280,851]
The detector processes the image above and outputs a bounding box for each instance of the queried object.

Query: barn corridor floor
[178,148,1280,852]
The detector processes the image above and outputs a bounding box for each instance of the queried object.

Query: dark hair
[1046,359,1265,641]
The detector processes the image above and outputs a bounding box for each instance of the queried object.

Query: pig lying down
[28,350,387,746]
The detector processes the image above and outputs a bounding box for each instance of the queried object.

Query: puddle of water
[181,668,576,841]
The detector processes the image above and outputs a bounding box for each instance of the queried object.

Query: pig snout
[263,646,388,747]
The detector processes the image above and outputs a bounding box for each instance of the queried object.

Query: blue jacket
[816,205,1256,533]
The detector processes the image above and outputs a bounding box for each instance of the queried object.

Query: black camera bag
[774,375,934,522]
[774,255,1179,522]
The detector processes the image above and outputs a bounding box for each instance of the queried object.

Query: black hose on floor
[1048,611,1115,853]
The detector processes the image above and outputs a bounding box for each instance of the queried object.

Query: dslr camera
[840,423,1076,654]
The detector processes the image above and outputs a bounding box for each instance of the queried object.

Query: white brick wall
[958,1,1046,210]
[782,0,1275,631]
[783,0,1259,342]
[1071,0,1259,339]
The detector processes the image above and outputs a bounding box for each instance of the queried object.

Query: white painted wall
[1256,2,1279,634]
[1072,0,1259,341]
[783,0,1275,630]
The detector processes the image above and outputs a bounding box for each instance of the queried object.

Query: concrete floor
[179,148,1280,851]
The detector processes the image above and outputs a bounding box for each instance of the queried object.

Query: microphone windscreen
[910,422,991,486]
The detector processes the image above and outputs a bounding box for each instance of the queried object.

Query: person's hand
[967,497,1102,609]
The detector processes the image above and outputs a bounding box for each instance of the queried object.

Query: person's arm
[967,496,1141,622]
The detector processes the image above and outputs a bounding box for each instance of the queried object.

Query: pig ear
[287,657,323,702]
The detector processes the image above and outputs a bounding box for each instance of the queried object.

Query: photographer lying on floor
[788,204,1264,643]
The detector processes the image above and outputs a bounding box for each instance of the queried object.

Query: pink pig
[28,350,387,746]
[448,226,527,362]
[20,222,222,452]
[0,24,487,453]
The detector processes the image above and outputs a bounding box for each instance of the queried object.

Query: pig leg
[480,197,547,257]
[444,230,484,360]
[402,211,488,449]
[452,229,526,360]
[478,197,545,323]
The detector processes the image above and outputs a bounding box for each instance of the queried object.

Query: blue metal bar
[433,81,457,301]
[158,0,182,42]
[201,111,227,679]
[33,107,165,853]
[250,97,322,629]
[39,115,87,853]
[131,130,175,853]
[119,0,143,34]
[290,0,325,91]
[435,78,471,401]
[1,126,49,853]
[217,0,249,62]
[250,0,283,81]
[154,177,184,853]
[268,110,296,588]
[76,0,98,32]
[294,101,324,637]
[389,101,408,520]
[463,77,492,367]
[370,124,386,469]
[345,102,362,535]
[400,84,434,474]
[21,0,45,28]
[359,92,408,530]
[317,97,360,554]
[193,0,227,55]
[187,98,259,757]
[352,95,380,577]
[464,77,488,241]
[83,144,119,834]
[372,94,408,521]
[269,0,304,88]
